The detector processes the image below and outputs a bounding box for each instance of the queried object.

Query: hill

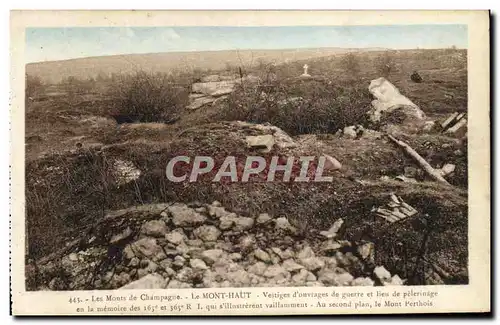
[26,47,387,83]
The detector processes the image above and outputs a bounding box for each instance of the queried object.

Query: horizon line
[25,46,466,65]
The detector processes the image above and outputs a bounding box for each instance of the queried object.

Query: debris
[440,112,468,137]
[387,134,452,186]
[441,112,459,129]
[319,219,344,238]
[373,194,418,222]
[440,164,456,177]
[395,175,418,183]
[422,121,436,132]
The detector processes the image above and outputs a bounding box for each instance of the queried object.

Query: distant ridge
[26,47,389,83]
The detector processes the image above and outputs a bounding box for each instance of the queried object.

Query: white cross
[303,64,309,75]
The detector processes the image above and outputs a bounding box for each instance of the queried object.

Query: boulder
[168,204,207,227]
[368,77,425,122]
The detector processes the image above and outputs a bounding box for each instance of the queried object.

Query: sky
[25,25,468,63]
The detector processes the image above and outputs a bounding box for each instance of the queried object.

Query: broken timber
[387,134,451,186]
[374,194,419,223]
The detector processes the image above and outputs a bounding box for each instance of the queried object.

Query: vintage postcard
[10,10,490,315]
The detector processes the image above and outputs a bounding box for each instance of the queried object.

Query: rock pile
[27,202,404,291]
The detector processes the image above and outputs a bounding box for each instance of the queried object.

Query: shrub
[25,74,44,100]
[375,52,397,77]
[217,78,372,135]
[340,53,361,76]
[108,71,189,123]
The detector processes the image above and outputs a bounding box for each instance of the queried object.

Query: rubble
[373,194,418,223]
[440,112,468,137]
[29,201,405,290]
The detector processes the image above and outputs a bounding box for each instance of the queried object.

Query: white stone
[190,258,208,270]
[254,249,271,263]
[368,77,425,122]
[282,259,304,272]
[141,220,168,237]
[168,204,206,227]
[256,213,272,224]
[193,225,221,242]
[245,135,275,153]
[374,266,392,282]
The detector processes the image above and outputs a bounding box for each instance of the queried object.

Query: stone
[410,71,423,83]
[256,213,272,224]
[357,242,375,261]
[300,257,325,272]
[226,270,251,286]
[131,238,163,259]
[343,126,358,139]
[190,258,208,270]
[297,246,315,260]
[192,80,237,97]
[291,269,309,284]
[321,240,343,255]
[319,219,344,238]
[68,253,78,262]
[368,77,425,122]
[176,267,193,282]
[165,230,186,245]
[254,249,272,263]
[274,217,297,233]
[247,262,268,276]
[173,256,186,268]
[229,253,243,261]
[352,277,375,286]
[193,225,221,242]
[440,163,456,176]
[245,135,275,153]
[128,257,140,268]
[119,273,167,289]
[141,220,168,237]
[387,275,404,286]
[233,217,254,231]
[110,227,133,244]
[201,249,225,265]
[322,154,342,171]
[374,266,392,282]
[219,215,236,230]
[282,259,304,272]
[263,265,289,280]
[168,203,206,227]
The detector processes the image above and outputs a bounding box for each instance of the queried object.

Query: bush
[25,74,44,100]
[217,78,372,135]
[375,52,397,77]
[108,71,189,123]
[340,53,361,76]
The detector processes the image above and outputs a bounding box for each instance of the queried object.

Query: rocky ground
[27,201,404,291]
[25,49,469,290]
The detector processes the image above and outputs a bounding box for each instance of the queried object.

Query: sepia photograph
[10,10,490,315]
